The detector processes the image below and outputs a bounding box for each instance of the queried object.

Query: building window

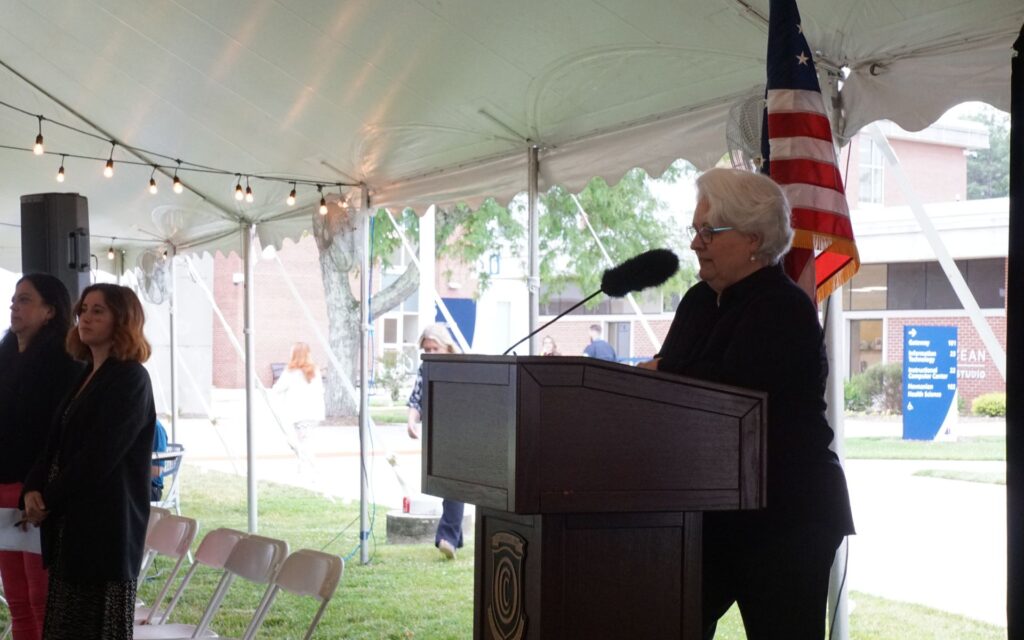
[849,319,883,376]
[858,137,885,205]
[843,259,1006,311]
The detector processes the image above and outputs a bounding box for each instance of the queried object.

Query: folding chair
[141,506,173,576]
[136,527,245,629]
[135,515,199,624]
[133,534,288,640]
[152,443,185,516]
[237,549,344,640]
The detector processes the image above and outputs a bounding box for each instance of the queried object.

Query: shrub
[971,392,1006,417]
[844,362,903,414]
[375,351,412,403]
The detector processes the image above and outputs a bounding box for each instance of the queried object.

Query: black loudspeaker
[20,193,91,303]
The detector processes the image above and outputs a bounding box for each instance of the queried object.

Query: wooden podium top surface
[421,354,767,515]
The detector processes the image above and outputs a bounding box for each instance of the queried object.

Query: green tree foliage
[537,166,696,304]
[965,109,1009,200]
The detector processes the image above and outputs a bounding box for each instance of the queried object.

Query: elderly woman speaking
[646,168,854,639]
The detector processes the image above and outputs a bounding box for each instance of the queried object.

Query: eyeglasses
[686,225,735,244]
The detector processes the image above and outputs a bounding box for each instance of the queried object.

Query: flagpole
[824,290,849,640]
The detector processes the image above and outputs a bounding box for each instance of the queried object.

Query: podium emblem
[487,531,527,640]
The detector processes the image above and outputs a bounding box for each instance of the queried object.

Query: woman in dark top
[646,168,854,639]
[22,284,156,640]
[0,274,81,640]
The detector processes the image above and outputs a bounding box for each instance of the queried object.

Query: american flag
[760,0,859,303]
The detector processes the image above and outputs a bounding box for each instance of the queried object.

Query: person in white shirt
[272,342,325,479]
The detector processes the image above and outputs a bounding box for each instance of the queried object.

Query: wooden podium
[421,355,766,640]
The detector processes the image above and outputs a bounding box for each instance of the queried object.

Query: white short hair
[695,168,793,264]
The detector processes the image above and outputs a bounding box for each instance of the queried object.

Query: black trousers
[702,515,844,640]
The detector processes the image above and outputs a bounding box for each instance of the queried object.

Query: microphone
[502,249,679,356]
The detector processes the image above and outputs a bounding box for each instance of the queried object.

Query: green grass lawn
[845,436,1005,461]
[0,466,1007,638]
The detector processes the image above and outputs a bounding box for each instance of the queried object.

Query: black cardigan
[0,332,84,484]
[24,357,156,582]
[657,264,855,535]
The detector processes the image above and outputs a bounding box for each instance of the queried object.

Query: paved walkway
[171,404,1008,628]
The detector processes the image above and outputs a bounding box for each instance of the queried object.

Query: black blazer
[24,357,156,583]
[658,265,855,536]
[0,332,84,483]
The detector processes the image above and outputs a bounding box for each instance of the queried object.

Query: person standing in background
[272,342,326,479]
[582,324,616,361]
[0,274,82,640]
[22,284,156,640]
[406,324,463,560]
[540,335,561,356]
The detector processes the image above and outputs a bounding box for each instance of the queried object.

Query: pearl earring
[749,254,756,262]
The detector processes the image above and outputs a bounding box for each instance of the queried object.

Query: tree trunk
[314,208,420,418]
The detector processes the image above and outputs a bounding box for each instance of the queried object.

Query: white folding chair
[238,549,344,640]
[140,506,173,576]
[135,515,199,624]
[134,534,288,640]
[137,527,246,628]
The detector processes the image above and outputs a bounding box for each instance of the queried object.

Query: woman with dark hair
[0,274,81,640]
[22,284,156,640]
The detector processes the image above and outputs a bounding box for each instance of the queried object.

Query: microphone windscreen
[600,249,679,297]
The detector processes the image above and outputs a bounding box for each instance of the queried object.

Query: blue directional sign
[902,326,958,440]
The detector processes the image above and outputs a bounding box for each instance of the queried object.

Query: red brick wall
[534,317,673,359]
[212,236,331,388]
[885,315,1006,408]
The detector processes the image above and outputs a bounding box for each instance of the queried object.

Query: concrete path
[170,403,1008,628]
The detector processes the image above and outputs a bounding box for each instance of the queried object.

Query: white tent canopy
[0,0,1021,267]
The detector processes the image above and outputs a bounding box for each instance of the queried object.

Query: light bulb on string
[33,116,44,155]
[107,239,115,261]
[172,161,183,194]
[336,186,347,209]
[148,166,158,194]
[244,176,254,203]
[234,176,244,201]
[313,184,325,215]
[56,155,66,182]
[103,142,115,178]
[286,183,296,206]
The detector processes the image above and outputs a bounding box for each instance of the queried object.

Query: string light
[33,116,44,155]
[337,186,348,209]
[317,185,328,215]
[162,249,169,260]
[172,160,183,193]
[2,100,358,200]
[103,142,115,178]
[107,238,116,261]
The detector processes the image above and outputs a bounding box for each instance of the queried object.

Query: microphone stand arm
[502,289,603,356]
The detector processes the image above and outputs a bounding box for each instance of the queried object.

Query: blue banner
[902,326,958,440]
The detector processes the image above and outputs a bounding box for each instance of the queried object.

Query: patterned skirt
[42,461,136,640]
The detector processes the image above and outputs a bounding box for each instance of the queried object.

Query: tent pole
[360,190,372,565]
[824,291,849,640]
[419,205,437,334]
[243,222,258,533]
[527,144,540,354]
[1006,23,1023,640]
[168,247,178,444]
